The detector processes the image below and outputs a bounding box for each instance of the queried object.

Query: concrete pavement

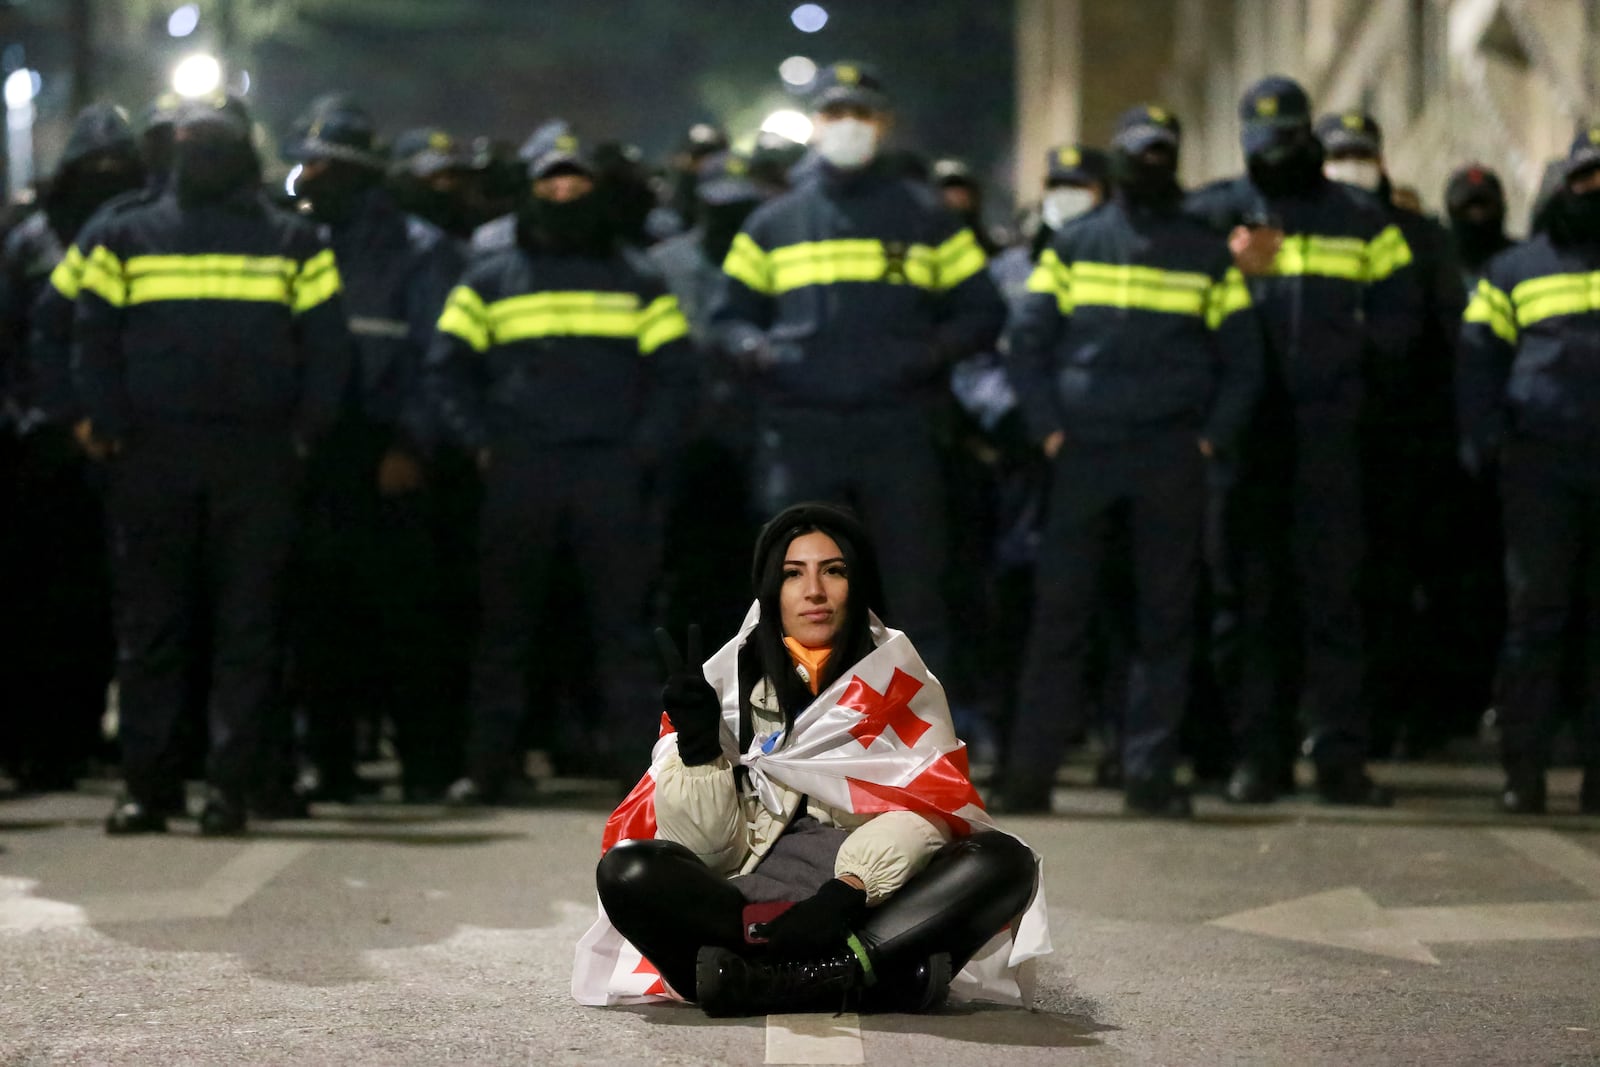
[2,768,1599,1066]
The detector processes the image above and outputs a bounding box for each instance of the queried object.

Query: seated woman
[578,502,1047,1016]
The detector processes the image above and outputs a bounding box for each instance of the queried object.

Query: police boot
[1224,760,1279,805]
[105,796,169,836]
[695,946,862,1017]
[1582,766,1600,815]
[199,789,248,837]
[1315,764,1394,808]
[1497,766,1546,815]
[1123,776,1193,819]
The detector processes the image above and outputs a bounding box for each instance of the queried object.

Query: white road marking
[0,877,89,933]
[76,842,309,924]
[1490,829,1600,895]
[765,1012,865,1064]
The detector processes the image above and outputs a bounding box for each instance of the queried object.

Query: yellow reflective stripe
[436,285,491,353]
[486,290,644,344]
[1068,261,1210,317]
[1463,278,1517,345]
[1025,249,1073,315]
[122,253,295,306]
[637,293,689,355]
[292,248,341,314]
[1364,224,1413,282]
[1206,267,1253,329]
[935,228,987,289]
[49,245,86,299]
[1509,270,1600,328]
[723,232,774,295]
[1270,234,1366,280]
[764,238,944,292]
[79,246,128,307]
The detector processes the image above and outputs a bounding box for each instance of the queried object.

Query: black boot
[1582,767,1600,815]
[105,796,169,836]
[199,790,248,837]
[1315,764,1394,807]
[695,946,861,1017]
[861,952,952,1014]
[1498,768,1547,815]
[1123,776,1193,819]
[1224,760,1279,805]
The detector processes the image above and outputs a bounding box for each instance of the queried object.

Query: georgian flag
[572,603,1053,1007]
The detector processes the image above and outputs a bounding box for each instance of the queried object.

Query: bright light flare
[791,4,828,32]
[285,164,303,197]
[3,68,38,110]
[779,56,817,87]
[761,109,813,145]
[172,53,222,97]
[167,4,200,38]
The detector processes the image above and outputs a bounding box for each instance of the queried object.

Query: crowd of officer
[1,59,1597,834]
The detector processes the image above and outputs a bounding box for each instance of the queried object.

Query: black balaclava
[517,186,614,256]
[1112,145,1181,208]
[174,125,261,206]
[1247,125,1324,198]
[1448,200,1508,267]
[298,159,380,227]
[699,200,758,264]
[44,151,144,241]
[1546,180,1600,246]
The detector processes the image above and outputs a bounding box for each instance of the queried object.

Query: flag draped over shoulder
[572,603,1052,1007]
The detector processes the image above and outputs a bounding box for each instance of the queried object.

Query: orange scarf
[783,636,832,695]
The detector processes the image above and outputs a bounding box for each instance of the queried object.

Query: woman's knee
[595,838,697,909]
[952,831,1037,907]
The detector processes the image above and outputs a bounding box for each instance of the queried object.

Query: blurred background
[2,0,1598,232]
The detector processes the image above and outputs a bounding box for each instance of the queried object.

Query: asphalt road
[3,767,1599,1066]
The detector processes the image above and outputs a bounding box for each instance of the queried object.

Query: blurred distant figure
[389,127,473,240]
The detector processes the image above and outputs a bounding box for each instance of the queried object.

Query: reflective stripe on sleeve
[934,228,988,289]
[79,245,128,307]
[1206,266,1253,329]
[1510,270,1600,328]
[436,284,492,352]
[292,249,342,314]
[636,293,690,355]
[1463,278,1518,345]
[1364,224,1414,282]
[49,245,86,300]
[723,232,775,295]
[1025,248,1073,315]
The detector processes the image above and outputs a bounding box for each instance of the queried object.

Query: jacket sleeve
[652,747,748,876]
[289,236,354,443]
[1003,243,1072,443]
[633,273,694,459]
[1457,265,1517,451]
[1362,220,1423,384]
[930,223,1007,365]
[833,811,951,905]
[71,236,132,440]
[1203,265,1264,448]
[396,233,466,454]
[424,272,494,452]
[707,224,776,362]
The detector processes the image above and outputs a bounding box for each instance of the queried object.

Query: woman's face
[778,530,850,649]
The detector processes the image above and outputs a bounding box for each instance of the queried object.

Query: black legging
[596,830,1037,1001]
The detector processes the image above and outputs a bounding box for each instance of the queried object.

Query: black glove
[753,878,869,956]
[654,624,723,766]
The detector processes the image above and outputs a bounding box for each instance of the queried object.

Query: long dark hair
[739,503,885,728]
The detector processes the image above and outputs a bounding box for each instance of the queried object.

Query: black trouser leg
[1498,439,1587,775]
[1007,446,1111,801]
[1122,433,1203,784]
[204,433,297,802]
[596,839,748,999]
[855,831,1037,974]
[1293,416,1368,772]
[109,438,203,806]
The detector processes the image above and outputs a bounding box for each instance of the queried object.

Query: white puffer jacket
[653,677,950,904]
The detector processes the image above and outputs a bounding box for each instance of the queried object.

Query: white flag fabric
[572,603,1052,1007]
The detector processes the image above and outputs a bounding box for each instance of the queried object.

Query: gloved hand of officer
[654,624,723,766]
[752,877,870,956]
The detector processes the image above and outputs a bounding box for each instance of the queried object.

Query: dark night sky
[249,0,1017,199]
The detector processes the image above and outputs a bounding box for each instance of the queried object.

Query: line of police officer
[3,62,1598,831]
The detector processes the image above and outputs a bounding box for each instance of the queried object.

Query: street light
[172,53,223,97]
[761,109,813,145]
[779,56,817,88]
[791,4,828,33]
[5,68,38,201]
[167,3,200,38]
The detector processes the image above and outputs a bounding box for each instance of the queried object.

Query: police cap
[60,103,138,170]
[1239,75,1312,156]
[1565,122,1600,180]
[174,93,253,143]
[1315,111,1382,157]
[289,93,385,169]
[1045,143,1108,187]
[390,127,467,179]
[1111,104,1181,154]
[526,128,593,181]
[932,158,976,189]
[1444,163,1505,214]
[696,151,762,206]
[810,61,890,114]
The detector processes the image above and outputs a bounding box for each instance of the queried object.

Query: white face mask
[1324,158,1383,193]
[1041,186,1098,229]
[812,117,880,169]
